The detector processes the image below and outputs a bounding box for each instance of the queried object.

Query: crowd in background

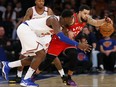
[0,0,116,74]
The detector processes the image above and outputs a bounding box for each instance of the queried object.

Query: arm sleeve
[57,32,79,46]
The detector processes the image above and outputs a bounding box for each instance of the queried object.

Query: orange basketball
[99,22,114,37]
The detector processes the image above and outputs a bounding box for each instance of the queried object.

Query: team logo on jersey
[77,52,86,61]
[103,41,112,47]
[68,22,85,37]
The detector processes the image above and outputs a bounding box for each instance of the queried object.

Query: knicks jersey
[25,16,59,37]
[31,6,48,19]
[67,13,86,37]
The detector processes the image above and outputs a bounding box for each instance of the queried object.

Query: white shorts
[17,23,51,56]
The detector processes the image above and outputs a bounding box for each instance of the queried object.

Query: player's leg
[20,49,46,87]
[31,53,56,81]
[33,54,67,84]
[15,54,25,83]
[63,48,79,86]
[2,22,43,87]
[39,54,65,77]
[16,55,35,83]
[2,55,33,80]
[53,57,69,84]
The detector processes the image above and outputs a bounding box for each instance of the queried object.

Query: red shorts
[47,34,76,56]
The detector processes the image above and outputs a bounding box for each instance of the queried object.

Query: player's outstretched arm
[87,16,113,27]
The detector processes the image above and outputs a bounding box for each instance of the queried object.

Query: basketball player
[22,0,53,21]
[36,5,113,86]
[16,0,54,83]
[65,5,112,85]
[2,10,90,87]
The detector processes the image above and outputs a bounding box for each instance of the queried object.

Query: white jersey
[25,16,59,37]
[17,16,59,56]
[31,6,48,19]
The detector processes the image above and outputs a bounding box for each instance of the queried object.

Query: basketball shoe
[2,61,10,80]
[20,78,39,87]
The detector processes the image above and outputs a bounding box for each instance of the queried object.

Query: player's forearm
[57,32,78,46]
[87,17,105,27]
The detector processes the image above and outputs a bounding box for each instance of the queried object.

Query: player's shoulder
[48,15,60,20]
[26,7,33,13]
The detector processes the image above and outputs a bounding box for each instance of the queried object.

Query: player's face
[64,16,75,27]
[80,9,90,22]
[35,0,44,8]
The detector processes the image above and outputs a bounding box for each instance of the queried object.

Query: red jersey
[47,13,87,56]
[47,34,75,56]
[67,13,86,37]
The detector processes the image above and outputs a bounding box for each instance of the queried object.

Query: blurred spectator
[2,3,16,38]
[12,1,23,40]
[0,47,7,61]
[53,0,63,15]
[80,0,87,5]
[76,34,91,73]
[76,26,99,73]
[82,26,97,48]
[97,36,116,73]
[90,8,97,18]
[90,0,96,9]
[0,26,11,49]
[0,2,6,21]
[14,2,22,22]
[95,0,108,15]
[108,0,116,12]
[0,26,8,61]
[100,9,110,19]
[0,26,18,61]
[63,2,75,13]
[70,0,77,12]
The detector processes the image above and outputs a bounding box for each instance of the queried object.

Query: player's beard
[81,17,87,22]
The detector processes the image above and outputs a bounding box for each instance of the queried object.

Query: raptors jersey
[67,13,86,37]
[31,6,48,19]
[25,16,59,37]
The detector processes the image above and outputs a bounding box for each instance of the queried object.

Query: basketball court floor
[0,73,116,87]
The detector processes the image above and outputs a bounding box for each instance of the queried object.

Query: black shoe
[61,75,77,86]
[61,75,68,83]
[66,75,77,86]
[15,75,21,83]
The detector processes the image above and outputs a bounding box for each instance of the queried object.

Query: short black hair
[61,9,73,18]
[79,5,90,11]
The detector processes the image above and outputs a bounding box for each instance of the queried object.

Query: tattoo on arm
[22,8,33,22]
